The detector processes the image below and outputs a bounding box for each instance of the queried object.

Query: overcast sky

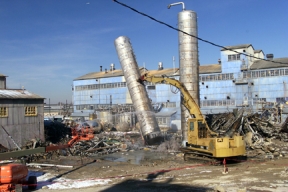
[1,0,287,103]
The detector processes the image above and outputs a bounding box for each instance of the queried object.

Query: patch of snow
[28,170,111,190]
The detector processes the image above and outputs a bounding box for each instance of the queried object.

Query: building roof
[250,57,288,70]
[199,64,221,74]
[254,49,264,54]
[74,67,147,80]
[74,64,222,81]
[155,111,177,117]
[144,68,179,76]
[0,89,44,99]
[221,44,253,51]
[0,73,7,77]
[143,64,221,76]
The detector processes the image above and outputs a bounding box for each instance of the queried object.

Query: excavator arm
[140,74,204,120]
[139,73,218,136]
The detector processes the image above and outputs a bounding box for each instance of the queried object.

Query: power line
[113,0,288,65]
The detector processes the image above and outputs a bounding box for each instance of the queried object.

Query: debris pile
[208,110,288,159]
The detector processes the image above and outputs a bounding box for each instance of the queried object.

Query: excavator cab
[187,118,212,147]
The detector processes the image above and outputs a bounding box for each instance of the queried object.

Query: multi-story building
[72,44,288,131]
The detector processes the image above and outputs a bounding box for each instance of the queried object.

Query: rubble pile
[208,110,288,159]
[243,113,288,141]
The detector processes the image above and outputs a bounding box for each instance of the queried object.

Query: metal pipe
[167,2,185,10]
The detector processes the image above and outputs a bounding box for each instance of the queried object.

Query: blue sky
[1,0,287,104]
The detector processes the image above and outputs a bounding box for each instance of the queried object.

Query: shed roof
[250,58,288,70]
[0,89,44,99]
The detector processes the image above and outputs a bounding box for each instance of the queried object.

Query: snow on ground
[28,171,111,190]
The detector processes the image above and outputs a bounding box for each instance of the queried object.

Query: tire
[28,176,37,190]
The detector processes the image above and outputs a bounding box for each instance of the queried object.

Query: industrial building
[0,73,45,149]
[44,102,73,122]
[72,44,288,131]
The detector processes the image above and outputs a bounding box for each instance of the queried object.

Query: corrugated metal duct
[114,36,162,145]
[178,9,199,146]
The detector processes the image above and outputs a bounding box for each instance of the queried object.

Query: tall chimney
[100,66,102,72]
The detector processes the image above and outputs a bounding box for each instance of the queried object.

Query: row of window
[75,73,235,92]
[0,106,37,117]
[200,73,234,82]
[75,102,176,111]
[75,82,127,91]
[76,104,134,110]
[200,100,236,107]
[228,54,241,61]
[243,68,288,79]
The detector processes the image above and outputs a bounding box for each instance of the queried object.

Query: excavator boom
[139,74,217,136]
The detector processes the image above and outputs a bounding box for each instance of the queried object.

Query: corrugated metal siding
[0,99,44,149]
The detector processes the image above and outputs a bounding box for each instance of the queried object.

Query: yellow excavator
[139,73,246,161]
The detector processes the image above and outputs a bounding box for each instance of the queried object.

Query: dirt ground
[22,150,288,192]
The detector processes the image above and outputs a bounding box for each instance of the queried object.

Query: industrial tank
[114,36,162,145]
[178,9,199,145]
[89,113,97,120]
[98,111,112,123]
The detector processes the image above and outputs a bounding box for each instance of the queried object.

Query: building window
[157,117,167,125]
[276,97,287,104]
[75,82,127,91]
[0,107,8,117]
[228,54,241,61]
[25,106,37,116]
[147,85,156,90]
[165,102,176,108]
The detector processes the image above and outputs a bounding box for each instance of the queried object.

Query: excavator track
[181,148,222,166]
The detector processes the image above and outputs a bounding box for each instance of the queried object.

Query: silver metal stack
[178,9,199,145]
[114,36,162,145]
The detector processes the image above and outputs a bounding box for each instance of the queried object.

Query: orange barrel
[0,164,28,184]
